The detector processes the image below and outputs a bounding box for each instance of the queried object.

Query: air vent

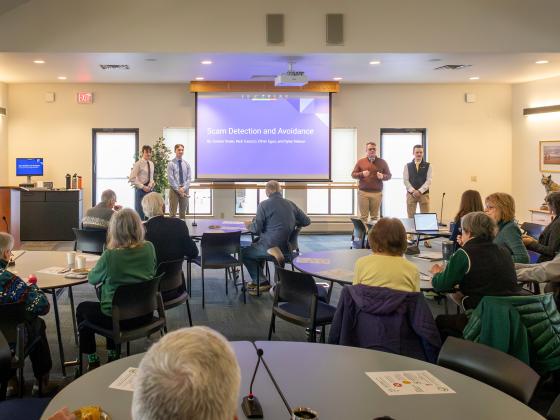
[434,64,472,71]
[250,75,276,81]
[99,64,130,70]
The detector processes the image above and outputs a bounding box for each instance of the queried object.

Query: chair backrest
[520,222,545,240]
[547,393,560,420]
[0,331,12,383]
[350,218,367,248]
[200,231,241,263]
[275,267,317,308]
[112,276,162,322]
[437,336,539,404]
[156,259,184,293]
[0,302,26,343]
[72,228,107,254]
[288,226,302,254]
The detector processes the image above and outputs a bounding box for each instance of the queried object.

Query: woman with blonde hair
[485,192,529,263]
[76,208,156,370]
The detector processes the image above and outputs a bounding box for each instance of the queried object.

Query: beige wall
[7,82,513,230]
[0,82,7,185]
[512,75,560,221]
[0,0,559,53]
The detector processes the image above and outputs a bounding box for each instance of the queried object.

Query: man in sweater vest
[351,141,392,223]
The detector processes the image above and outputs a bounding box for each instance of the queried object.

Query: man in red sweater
[351,142,392,222]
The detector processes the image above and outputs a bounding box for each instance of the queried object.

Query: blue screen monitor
[16,158,44,177]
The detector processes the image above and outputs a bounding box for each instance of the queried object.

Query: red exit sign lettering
[77,92,93,104]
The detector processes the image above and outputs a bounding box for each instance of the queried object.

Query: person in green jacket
[484,192,529,264]
[76,208,156,370]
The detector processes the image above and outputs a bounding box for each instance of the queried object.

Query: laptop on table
[413,213,441,235]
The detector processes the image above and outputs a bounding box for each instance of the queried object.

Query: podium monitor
[16,158,44,184]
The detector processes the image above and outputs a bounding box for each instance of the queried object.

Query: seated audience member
[76,208,156,369]
[353,217,420,292]
[522,191,560,262]
[449,190,483,249]
[516,252,560,283]
[243,180,310,295]
[0,232,53,397]
[142,192,198,299]
[131,326,240,420]
[485,192,529,263]
[82,189,122,229]
[431,212,522,337]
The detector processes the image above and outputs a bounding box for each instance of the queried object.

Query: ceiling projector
[274,70,308,87]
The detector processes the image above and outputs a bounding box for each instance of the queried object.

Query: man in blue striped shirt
[167,144,191,219]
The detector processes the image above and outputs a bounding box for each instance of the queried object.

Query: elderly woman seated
[353,217,420,292]
[522,191,560,262]
[430,211,521,338]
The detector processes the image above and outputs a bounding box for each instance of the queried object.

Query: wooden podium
[0,187,21,249]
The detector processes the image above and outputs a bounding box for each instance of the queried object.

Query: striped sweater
[0,259,50,316]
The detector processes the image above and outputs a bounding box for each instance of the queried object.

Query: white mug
[66,251,76,267]
[76,255,86,270]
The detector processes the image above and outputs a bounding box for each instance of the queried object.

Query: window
[92,129,138,209]
[163,128,212,215]
[307,128,357,215]
[235,185,268,215]
[380,129,426,218]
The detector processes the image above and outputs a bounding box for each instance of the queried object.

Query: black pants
[25,317,52,379]
[435,313,469,341]
[76,301,152,354]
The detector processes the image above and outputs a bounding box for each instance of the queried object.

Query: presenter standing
[129,145,155,220]
[351,141,392,223]
[167,144,191,219]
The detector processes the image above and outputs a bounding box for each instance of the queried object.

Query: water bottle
[65,174,71,189]
[71,174,77,189]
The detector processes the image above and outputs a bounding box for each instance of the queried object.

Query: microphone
[241,348,264,418]
[191,191,197,227]
[439,192,447,227]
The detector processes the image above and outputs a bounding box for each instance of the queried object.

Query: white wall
[6,82,513,230]
[512,75,560,221]
[0,82,7,185]
[0,0,559,53]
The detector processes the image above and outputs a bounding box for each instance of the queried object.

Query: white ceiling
[1,52,560,84]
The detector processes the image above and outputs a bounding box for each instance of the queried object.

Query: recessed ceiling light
[57,76,67,80]
[369,60,381,65]
[201,60,213,65]
[333,77,343,81]
[536,60,549,64]
[195,77,205,81]
[33,60,45,64]
[469,76,480,80]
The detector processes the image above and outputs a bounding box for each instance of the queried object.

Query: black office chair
[548,393,560,420]
[156,259,193,329]
[350,218,367,249]
[284,226,302,269]
[268,267,336,343]
[72,228,107,254]
[188,231,246,308]
[437,336,540,404]
[0,302,41,399]
[78,276,166,375]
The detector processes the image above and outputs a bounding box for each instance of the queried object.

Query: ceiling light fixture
[57,76,67,80]
[201,60,213,65]
[369,60,381,65]
[536,60,549,64]
[33,60,45,64]
[333,77,343,81]
[195,77,205,81]
[469,76,480,80]
[523,104,560,116]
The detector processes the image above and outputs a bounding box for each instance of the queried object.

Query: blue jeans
[241,245,270,284]
[135,188,149,220]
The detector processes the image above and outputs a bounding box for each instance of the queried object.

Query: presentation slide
[16,158,44,176]
[196,92,330,181]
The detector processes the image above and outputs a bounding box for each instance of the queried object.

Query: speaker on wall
[326,14,344,45]
[266,14,284,45]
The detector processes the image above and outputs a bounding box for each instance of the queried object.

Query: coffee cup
[66,251,76,267]
[292,407,318,419]
[76,255,86,270]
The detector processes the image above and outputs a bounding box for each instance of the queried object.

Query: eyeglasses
[485,205,495,210]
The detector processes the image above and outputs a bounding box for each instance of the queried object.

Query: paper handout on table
[221,221,246,226]
[316,268,354,280]
[366,370,455,396]
[296,257,331,264]
[37,266,68,275]
[413,252,444,261]
[109,367,138,392]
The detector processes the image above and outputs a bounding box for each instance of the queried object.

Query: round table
[184,218,249,238]
[42,341,544,420]
[9,250,97,376]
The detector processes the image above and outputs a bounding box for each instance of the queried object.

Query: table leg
[68,286,79,347]
[50,289,67,377]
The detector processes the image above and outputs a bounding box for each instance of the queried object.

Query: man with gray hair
[0,232,54,397]
[242,180,310,295]
[131,326,240,420]
[82,189,122,229]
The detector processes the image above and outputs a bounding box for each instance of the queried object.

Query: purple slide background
[196,93,330,180]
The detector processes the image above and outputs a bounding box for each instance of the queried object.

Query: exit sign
[77,92,93,104]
